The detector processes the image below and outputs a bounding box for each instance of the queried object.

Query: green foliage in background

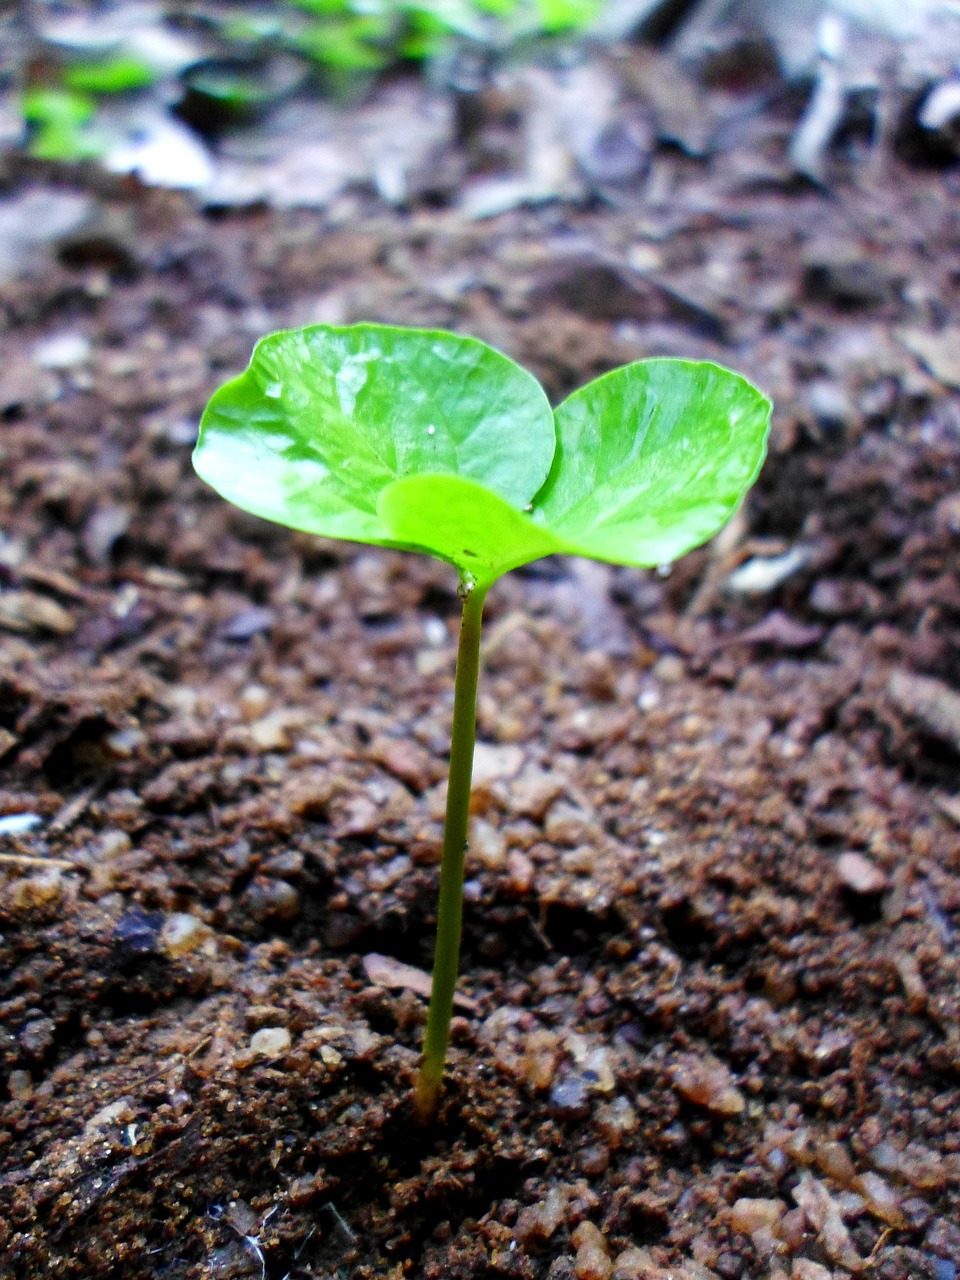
[20,87,101,161]
[228,0,605,88]
[15,0,607,160]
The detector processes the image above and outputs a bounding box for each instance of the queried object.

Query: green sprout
[193,323,771,1121]
[20,52,160,163]
[62,54,159,95]
[21,87,102,161]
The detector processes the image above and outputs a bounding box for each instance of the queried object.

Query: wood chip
[672,1052,745,1115]
[49,784,99,833]
[0,853,79,870]
[935,793,960,826]
[888,669,960,753]
[0,591,75,635]
[362,953,478,1012]
[20,562,89,600]
[900,326,960,389]
[835,851,887,896]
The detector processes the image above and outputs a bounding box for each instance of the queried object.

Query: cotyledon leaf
[531,358,772,567]
[193,322,557,551]
[380,358,770,581]
[379,356,771,582]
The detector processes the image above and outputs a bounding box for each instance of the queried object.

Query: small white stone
[319,1044,343,1069]
[920,79,960,130]
[7,1069,32,1101]
[249,1027,292,1058]
[836,851,887,896]
[247,711,293,751]
[792,1261,833,1280]
[471,742,525,787]
[0,813,42,837]
[727,547,811,596]
[239,684,271,722]
[161,912,212,958]
[470,818,505,869]
[423,616,448,647]
[32,332,91,370]
[728,1197,786,1235]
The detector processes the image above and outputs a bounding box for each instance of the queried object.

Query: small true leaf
[378,474,566,582]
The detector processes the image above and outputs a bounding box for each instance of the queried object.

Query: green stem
[414,577,490,1122]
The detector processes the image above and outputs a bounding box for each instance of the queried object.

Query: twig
[49,784,100,833]
[0,853,81,870]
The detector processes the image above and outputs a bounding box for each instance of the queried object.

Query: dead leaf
[0,591,76,635]
[362,953,478,1012]
[889,669,960,752]
[718,611,825,651]
[900,327,960,389]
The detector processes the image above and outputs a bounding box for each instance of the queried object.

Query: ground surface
[2,64,960,1280]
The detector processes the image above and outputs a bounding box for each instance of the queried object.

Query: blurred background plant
[2,1,958,200]
[6,0,617,164]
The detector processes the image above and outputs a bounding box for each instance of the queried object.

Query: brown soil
[2,108,960,1280]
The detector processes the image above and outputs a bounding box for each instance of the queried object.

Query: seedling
[21,88,102,162]
[193,323,771,1120]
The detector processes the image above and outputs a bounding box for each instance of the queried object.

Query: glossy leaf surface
[536,358,771,566]
[194,323,556,576]
[379,474,565,583]
[195,324,771,584]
